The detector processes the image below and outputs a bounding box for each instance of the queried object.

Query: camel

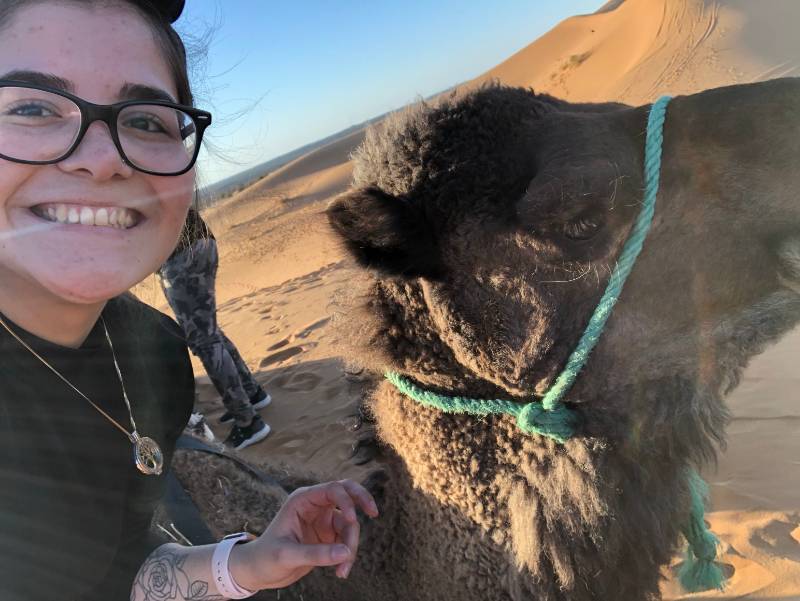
[172,78,800,600]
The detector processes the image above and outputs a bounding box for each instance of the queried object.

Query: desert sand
[135,1,800,598]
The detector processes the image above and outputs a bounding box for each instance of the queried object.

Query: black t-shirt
[0,295,194,601]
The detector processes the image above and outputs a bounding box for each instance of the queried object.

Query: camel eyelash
[563,216,602,240]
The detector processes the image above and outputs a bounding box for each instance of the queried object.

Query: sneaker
[250,392,272,410]
[219,393,272,423]
[224,415,271,450]
[184,412,215,442]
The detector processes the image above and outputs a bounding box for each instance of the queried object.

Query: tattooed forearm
[130,543,226,601]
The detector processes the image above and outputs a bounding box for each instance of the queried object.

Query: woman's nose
[57,121,134,181]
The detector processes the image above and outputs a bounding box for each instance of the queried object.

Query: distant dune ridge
[474,0,800,104]
[146,2,800,599]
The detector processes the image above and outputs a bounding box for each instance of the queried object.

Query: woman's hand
[229,479,379,590]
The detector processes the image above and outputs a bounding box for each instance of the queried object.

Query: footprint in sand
[263,319,330,353]
[751,518,800,561]
[267,338,290,351]
[269,370,323,392]
[260,346,304,367]
[323,382,345,398]
[295,317,331,339]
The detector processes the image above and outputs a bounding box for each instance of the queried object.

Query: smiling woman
[0,2,377,600]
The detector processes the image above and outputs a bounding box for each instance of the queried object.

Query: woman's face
[0,2,194,305]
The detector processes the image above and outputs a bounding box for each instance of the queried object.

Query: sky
[177,1,604,186]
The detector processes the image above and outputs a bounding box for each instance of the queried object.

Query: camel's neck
[658,78,800,205]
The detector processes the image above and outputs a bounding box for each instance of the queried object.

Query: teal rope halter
[385,96,725,592]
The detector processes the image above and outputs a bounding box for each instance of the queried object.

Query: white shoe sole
[251,394,272,410]
[234,423,271,451]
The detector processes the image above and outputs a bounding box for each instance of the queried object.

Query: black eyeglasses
[0,80,212,176]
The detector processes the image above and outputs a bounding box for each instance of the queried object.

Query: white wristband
[211,532,257,599]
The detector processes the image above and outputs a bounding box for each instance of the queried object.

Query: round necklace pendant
[132,433,164,476]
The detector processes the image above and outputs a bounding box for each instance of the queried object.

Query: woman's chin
[7,235,166,305]
[37,269,149,305]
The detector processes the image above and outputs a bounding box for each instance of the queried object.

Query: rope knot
[516,402,577,444]
[684,524,718,561]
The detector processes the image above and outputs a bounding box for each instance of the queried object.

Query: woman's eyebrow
[0,72,176,104]
[0,70,73,92]
[119,82,176,103]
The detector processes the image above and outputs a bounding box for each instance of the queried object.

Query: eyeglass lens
[0,86,197,174]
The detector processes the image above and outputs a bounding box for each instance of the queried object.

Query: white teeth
[79,207,93,226]
[37,204,137,229]
[95,208,109,226]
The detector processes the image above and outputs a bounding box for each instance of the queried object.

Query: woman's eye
[563,217,601,241]
[7,103,57,118]
[123,115,167,134]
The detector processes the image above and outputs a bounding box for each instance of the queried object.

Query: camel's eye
[563,216,601,241]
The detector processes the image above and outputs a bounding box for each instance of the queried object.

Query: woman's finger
[293,482,358,522]
[273,540,351,569]
[323,482,358,522]
[334,518,360,578]
[331,510,350,535]
[339,479,379,517]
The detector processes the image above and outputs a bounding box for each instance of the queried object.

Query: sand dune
[474,0,800,104]
[217,128,364,213]
[140,1,800,598]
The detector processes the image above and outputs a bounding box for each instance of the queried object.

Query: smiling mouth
[30,203,142,229]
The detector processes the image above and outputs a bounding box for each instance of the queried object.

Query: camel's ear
[327,187,441,278]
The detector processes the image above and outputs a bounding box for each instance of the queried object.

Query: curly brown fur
[178,80,800,601]
[171,450,288,539]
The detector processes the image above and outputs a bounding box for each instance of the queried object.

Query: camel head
[328,80,800,455]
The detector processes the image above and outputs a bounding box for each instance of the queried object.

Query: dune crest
[474,0,800,104]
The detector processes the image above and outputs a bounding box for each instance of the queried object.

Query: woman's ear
[326,187,442,278]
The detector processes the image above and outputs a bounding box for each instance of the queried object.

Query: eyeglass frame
[0,79,212,176]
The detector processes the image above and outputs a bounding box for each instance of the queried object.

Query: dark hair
[0,0,193,106]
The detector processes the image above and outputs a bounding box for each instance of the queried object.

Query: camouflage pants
[159,239,263,426]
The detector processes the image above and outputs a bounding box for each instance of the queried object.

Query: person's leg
[192,338,256,426]
[220,330,267,402]
[161,240,255,427]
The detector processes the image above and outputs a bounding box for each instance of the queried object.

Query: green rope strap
[385,371,576,443]
[384,96,725,592]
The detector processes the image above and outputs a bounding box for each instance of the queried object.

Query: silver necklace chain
[100,316,140,438]
[0,312,164,475]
